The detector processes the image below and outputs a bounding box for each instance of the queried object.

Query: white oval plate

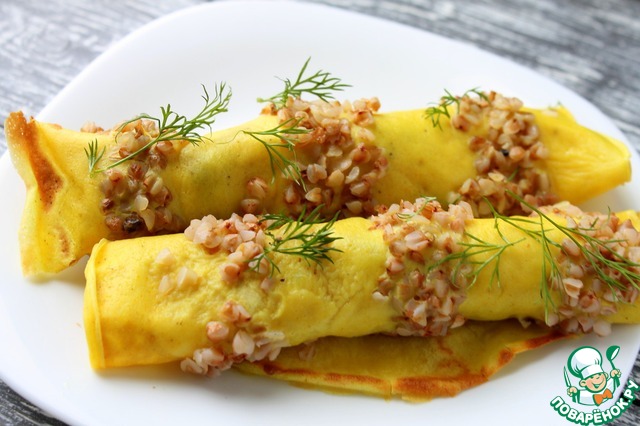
[1,2,639,425]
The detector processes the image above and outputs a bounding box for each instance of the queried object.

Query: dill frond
[241,118,311,189]
[257,57,350,108]
[251,206,343,277]
[86,83,231,175]
[85,139,105,176]
[425,88,487,130]
[488,193,640,320]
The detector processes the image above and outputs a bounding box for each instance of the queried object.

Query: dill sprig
[486,204,563,316]
[250,206,343,277]
[396,196,438,221]
[488,193,640,319]
[86,83,232,175]
[85,139,105,174]
[257,57,350,109]
[429,227,518,288]
[425,88,487,130]
[240,118,311,188]
[395,201,520,288]
[453,225,522,288]
[392,195,640,321]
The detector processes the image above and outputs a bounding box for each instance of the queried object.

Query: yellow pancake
[83,210,640,370]
[6,102,630,277]
[236,320,567,401]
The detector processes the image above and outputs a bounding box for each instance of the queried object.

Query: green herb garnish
[396,196,439,221]
[250,206,343,277]
[257,57,350,109]
[86,83,231,175]
[425,88,487,130]
[398,204,519,289]
[240,118,311,188]
[487,193,640,320]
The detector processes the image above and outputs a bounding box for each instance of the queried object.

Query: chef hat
[568,346,604,380]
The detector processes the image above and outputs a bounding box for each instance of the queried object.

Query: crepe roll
[83,199,640,374]
[7,91,631,276]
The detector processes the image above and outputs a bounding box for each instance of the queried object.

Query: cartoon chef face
[568,346,607,394]
[580,372,609,393]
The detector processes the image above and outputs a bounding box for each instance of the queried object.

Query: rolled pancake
[6,100,631,277]
[83,207,640,370]
[235,320,567,401]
